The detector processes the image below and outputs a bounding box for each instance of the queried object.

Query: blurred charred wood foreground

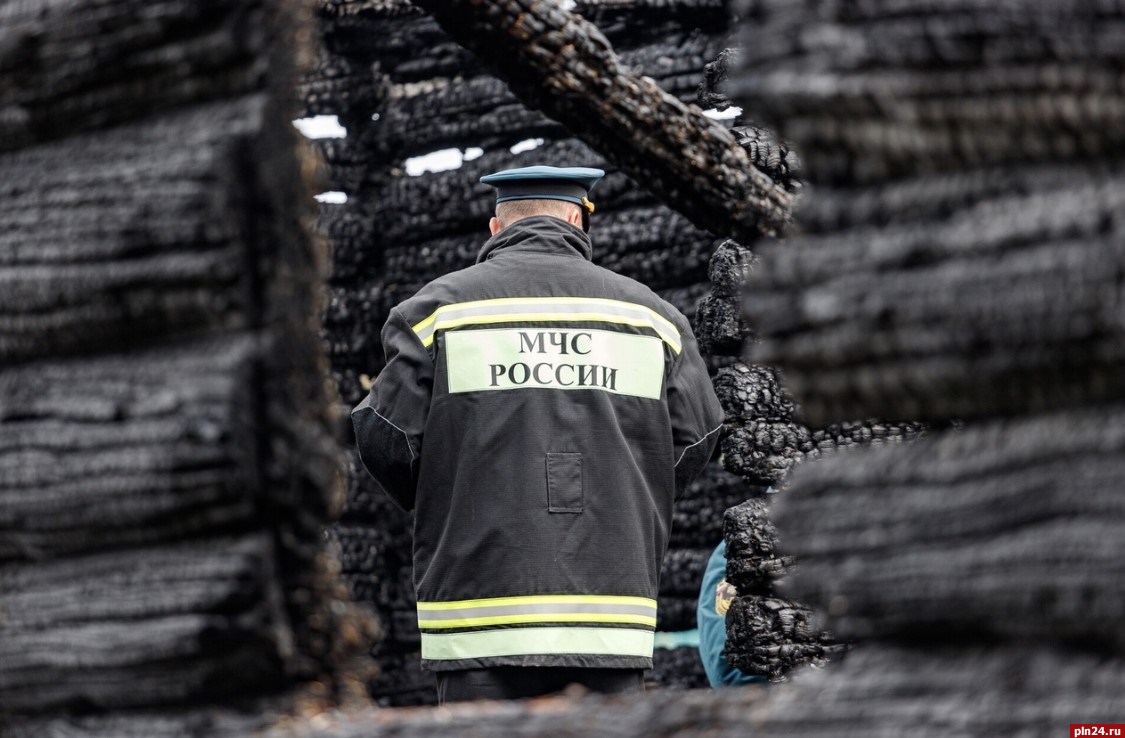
[0,0,376,731]
[261,644,1124,737]
[726,0,1125,426]
[705,0,1125,725]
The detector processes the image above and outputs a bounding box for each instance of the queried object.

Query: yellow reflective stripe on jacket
[421,627,655,661]
[416,594,658,610]
[417,594,658,629]
[410,297,682,354]
[418,612,657,629]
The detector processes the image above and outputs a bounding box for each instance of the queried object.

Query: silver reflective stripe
[410,297,682,353]
[421,627,655,661]
[419,601,658,622]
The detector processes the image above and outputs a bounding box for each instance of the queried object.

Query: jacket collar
[475,215,593,264]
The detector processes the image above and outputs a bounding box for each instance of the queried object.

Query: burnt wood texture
[724,0,1125,427]
[708,0,1125,725]
[0,0,375,726]
[409,0,794,242]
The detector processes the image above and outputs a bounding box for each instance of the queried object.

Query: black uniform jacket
[353,216,723,671]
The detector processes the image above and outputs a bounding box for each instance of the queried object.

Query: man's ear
[489,216,502,236]
[567,207,583,228]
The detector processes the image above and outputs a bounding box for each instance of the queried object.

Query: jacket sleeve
[667,320,724,498]
[351,307,434,512]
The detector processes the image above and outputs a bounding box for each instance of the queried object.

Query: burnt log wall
[720,0,1125,727]
[1,0,374,728]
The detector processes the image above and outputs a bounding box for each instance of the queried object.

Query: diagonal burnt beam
[410,0,794,240]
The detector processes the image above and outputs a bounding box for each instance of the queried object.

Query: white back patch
[445,328,665,399]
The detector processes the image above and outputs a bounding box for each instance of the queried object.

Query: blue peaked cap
[480,165,605,214]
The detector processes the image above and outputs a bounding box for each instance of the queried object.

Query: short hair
[495,198,581,228]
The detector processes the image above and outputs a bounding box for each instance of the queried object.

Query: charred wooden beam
[0,535,290,712]
[744,167,1125,425]
[725,594,844,680]
[0,335,260,562]
[671,463,763,549]
[0,0,376,721]
[10,644,1124,736]
[714,362,925,485]
[727,0,1125,184]
[351,34,725,161]
[774,405,1125,651]
[409,0,794,240]
[0,98,282,364]
[0,0,302,151]
[722,497,792,592]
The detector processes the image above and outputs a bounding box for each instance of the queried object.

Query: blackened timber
[0,0,375,721]
[714,362,925,485]
[10,646,1125,736]
[725,593,843,679]
[0,335,260,562]
[249,646,1121,735]
[410,0,793,240]
[0,0,270,150]
[722,497,793,593]
[729,0,1125,184]
[0,98,280,364]
[745,168,1125,425]
[773,405,1125,650]
[0,536,292,713]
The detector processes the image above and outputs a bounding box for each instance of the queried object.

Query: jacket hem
[421,654,654,672]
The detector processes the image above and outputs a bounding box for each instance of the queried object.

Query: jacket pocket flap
[546,452,583,514]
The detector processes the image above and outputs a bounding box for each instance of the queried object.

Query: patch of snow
[292,115,347,139]
[510,138,545,155]
[405,148,466,176]
[702,106,743,120]
[315,191,348,204]
[464,147,484,161]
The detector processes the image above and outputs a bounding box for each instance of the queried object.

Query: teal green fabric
[697,540,766,687]
[654,629,699,650]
